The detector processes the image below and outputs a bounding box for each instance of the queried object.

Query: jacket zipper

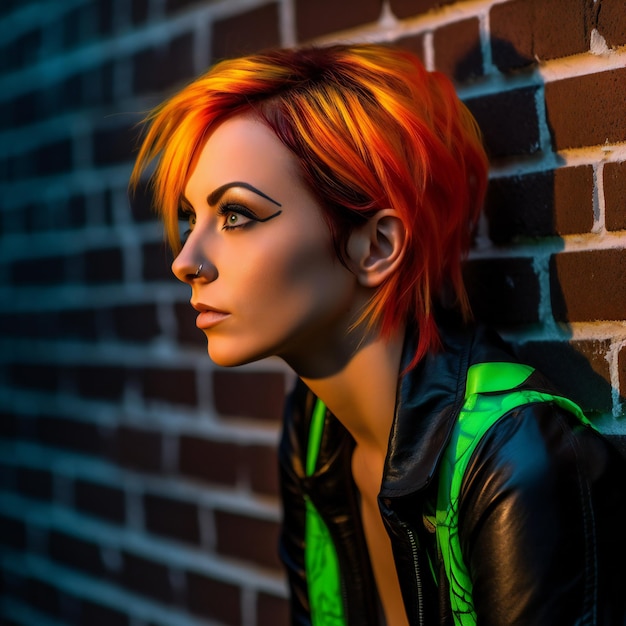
[401,521,425,626]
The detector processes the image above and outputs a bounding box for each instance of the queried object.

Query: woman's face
[172,114,365,371]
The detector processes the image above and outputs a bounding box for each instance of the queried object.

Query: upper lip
[191,301,229,314]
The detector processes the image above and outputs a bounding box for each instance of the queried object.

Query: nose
[171,241,215,284]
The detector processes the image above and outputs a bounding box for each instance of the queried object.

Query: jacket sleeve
[278,382,313,626]
[458,402,626,626]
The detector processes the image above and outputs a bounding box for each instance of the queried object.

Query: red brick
[10,254,66,285]
[16,467,53,501]
[115,425,163,472]
[10,363,61,393]
[517,339,613,415]
[128,180,155,223]
[165,0,203,14]
[215,510,281,570]
[20,577,61,618]
[213,370,286,421]
[37,416,111,457]
[144,493,200,544]
[75,479,126,524]
[604,160,626,231]
[112,303,161,342]
[72,364,126,400]
[211,4,280,60]
[0,410,18,438]
[465,87,540,159]
[121,550,174,603]
[553,166,595,234]
[485,166,594,242]
[296,0,382,41]
[93,124,136,166]
[550,248,626,322]
[132,33,194,95]
[596,0,626,49]
[245,443,279,496]
[0,514,26,550]
[617,346,626,403]
[186,571,241,623]
[49,530,107,578]
[59,308,99,340]
[142,241,174,282]
[13,29,42,68]
[141,366,198,406]
[433,18,482,83]
[257,592,290,626]
[393,33,426,63]
[178,436,239,485]
[79,598,129,626]
[35,138,73,176]
[130,0,149,26]
[464,257,540,326]
[175,301,207,347]
[491,0,592,72]
[545,68,626,150]
[389,0,439,19]
[84,247,124,283]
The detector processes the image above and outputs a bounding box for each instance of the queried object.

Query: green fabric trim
[303,362,590,626]
[305,398,347,626]
[436,362,591,626]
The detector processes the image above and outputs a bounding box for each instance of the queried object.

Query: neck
[299,323,406,456]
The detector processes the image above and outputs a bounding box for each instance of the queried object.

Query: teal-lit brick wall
[1,1,625,625]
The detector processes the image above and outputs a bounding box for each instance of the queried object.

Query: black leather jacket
[278,321,626,625]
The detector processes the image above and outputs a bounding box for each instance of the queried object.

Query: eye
[178,206,196,242]
[217,203,255,231]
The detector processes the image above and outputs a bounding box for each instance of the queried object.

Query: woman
[131,44,626,626]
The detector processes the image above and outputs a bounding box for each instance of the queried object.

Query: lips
[191,302,231,329]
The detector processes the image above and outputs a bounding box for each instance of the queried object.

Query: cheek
[236,237,344,314]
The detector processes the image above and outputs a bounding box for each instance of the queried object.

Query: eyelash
[216,202,258,231]
[177,202,257,242]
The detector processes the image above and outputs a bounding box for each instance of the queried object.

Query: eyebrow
[207,182,282,208]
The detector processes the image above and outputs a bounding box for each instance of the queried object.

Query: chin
[206,341,269,368]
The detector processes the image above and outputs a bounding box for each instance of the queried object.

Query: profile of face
[172,114,371,372]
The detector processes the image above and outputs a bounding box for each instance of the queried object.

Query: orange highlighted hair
[131,44,488,369]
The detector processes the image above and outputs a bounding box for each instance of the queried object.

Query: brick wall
[0,1,624,625]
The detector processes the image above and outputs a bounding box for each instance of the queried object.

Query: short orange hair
[131,44,488,368]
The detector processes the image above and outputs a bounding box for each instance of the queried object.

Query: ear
[346,209,406,288]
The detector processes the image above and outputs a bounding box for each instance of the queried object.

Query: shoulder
[460,399,624,522]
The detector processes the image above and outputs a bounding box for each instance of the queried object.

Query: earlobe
[347,209,406,288]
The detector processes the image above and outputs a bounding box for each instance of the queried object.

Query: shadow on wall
[456,38,623,430]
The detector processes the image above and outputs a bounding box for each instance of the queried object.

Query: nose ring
[194,263,203,278]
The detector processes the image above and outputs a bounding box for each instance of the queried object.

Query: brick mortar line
[0,387,282,444]
[0,226,162,259]
[0,493,287,595]
[489,144,626,178]
[504,320,626,343]
[0,165,137,206]
[0,0,89,42]
[1,4,624,104]
[0,283,186,310]
[469,231,626,258]
[607,337,626,418]
[311,0,507,47]
[0,599,65,626]
[0,0,278,98]
[1,405,281,452]
[0,442,281,521]
[0,552,234,626]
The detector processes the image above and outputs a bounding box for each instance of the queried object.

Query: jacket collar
[380,317,517,498]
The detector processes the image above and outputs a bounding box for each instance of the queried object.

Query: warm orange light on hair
[130,44,488,369]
